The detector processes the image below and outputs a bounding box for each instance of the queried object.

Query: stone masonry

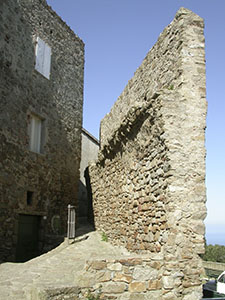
[0,0,84,262]
[78,128,99,225]
[0,230,164,300]
[89,8,207,299]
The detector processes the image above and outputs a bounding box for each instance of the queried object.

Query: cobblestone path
[0,227,130,300]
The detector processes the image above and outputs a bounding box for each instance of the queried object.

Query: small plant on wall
[101,232,108,242]
[86,289,101,300]
[167,84,174,90]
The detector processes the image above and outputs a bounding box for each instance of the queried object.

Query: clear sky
[47,0,225,245]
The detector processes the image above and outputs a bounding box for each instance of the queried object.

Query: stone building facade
[78,128,99,225]
[0,0,84,262]
[89,8,207,299]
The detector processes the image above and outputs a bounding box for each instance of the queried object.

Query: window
[35,37,51,79]
[218,274,225,283]
[26,191,33,206]
[29,114,44,153]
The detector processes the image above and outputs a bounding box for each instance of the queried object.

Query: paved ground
[0,226,130,300]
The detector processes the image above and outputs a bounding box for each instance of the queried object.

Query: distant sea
[205,232,225,246]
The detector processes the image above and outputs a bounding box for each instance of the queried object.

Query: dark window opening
[27,191,33,206]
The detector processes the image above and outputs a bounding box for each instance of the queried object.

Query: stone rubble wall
[0,0,84,261]
[78,256,163,299]
[89,7,207,299]
[32,256,164,300]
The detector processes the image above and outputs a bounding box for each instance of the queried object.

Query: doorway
[16,214,40,262]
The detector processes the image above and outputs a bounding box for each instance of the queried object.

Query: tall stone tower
[0,0,84,262]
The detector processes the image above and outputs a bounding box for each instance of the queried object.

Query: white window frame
[29,114,44,154]
[35,37,51,79]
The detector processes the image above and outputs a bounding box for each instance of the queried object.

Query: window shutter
[30,116,42,153]
[35,37,45,75]
[43,43,51,79]
[35,37,51,79]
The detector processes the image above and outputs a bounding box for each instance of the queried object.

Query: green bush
[202,244,225,263]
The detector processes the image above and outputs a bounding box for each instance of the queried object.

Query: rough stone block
[128,282,146,293]
[113,272,133,283]
[90,260,107,270]
[101,282,127,294]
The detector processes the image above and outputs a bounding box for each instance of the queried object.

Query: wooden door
[16,215,40,262]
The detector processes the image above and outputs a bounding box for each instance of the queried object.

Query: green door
[16,215,40,262]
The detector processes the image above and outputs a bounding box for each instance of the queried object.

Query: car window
[218,274,225,283]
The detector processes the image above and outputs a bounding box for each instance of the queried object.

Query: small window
[29,114,45,154]
[35,37,51,79]
[27,191,33,206]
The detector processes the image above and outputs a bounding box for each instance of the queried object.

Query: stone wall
[89,7,207,299]
[78,128,99,225]
[78,256,163,299]
[0,0,84,262]
[203,260,225,278]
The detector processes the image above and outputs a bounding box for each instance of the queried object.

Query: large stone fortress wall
[89,8,207,299]
[0,0,84,261]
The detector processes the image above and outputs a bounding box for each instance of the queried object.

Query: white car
[217,271,225,295]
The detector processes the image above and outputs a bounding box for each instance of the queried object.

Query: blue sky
[47,0,225,245]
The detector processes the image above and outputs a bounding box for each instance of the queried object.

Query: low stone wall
[203,261,225,272]
[203,261,225,279]
[78,256,163,299]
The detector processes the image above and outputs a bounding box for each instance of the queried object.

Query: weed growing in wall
[86,289,101,300]
[101,232,108,242]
